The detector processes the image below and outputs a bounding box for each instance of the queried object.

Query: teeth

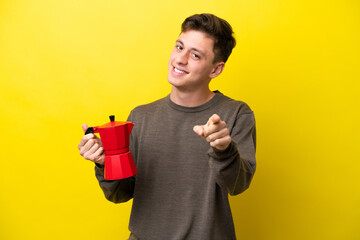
[174,67,186,74]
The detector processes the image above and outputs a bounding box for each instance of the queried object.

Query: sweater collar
[167,90,223,113]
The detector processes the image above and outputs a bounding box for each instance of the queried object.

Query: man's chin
[167,75,180,87]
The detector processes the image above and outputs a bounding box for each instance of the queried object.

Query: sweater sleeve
[207,112,256,196]
[95,165,135,203]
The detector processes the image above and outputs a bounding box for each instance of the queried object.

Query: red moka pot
[85,115,137,180]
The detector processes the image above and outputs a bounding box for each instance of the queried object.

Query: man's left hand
[193,114,231,151]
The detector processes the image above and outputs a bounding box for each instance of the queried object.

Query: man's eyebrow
[176,40,206,56]
[176,40,184,46]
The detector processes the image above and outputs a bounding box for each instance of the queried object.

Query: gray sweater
[95,91,256,240]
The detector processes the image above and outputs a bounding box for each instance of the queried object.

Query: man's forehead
[177,30,215,54]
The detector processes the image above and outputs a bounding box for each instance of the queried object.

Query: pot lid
[97,115,132,129]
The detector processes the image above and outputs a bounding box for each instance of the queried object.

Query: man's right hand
[78,123,105,165]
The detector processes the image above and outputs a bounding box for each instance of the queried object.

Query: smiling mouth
[174,67,188,74]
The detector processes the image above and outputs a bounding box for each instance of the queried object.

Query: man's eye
[176,45,183,50]
[192,53,200,59]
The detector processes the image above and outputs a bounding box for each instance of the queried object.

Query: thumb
[82,123,89,133]
[207,114,221,126]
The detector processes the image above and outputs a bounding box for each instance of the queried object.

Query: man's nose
[176,51,188,65]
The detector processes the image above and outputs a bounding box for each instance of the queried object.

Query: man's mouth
[174,67,188,74]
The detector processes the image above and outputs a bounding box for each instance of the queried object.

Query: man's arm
[78,124,135,203]
[194,113,256,195]
[95,165,135,203]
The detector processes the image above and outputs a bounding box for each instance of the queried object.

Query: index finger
[78,134,96,149]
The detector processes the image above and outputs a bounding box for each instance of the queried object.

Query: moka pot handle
[84,127,95,135]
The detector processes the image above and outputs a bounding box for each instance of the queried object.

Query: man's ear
[209,62,225,79]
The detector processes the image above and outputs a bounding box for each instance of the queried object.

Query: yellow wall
[1,0,359,239]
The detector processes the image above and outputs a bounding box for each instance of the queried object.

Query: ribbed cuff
[207,141,237,160]
[95,162,104,168]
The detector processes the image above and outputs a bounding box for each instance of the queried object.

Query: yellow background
[1,0,359,239]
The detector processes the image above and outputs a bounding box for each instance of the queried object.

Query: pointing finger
[193,125,205,137]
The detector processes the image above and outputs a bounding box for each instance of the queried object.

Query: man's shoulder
[216,91,253,115]
[129,95,168,116]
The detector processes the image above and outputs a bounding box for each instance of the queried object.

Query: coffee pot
[85,115,137,180]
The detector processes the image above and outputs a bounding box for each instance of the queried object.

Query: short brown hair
[181,13,236,63]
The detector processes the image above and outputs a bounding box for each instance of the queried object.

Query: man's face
[168,30,220,92]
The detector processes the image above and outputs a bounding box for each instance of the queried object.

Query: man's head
[181,13,236,63]
[168,14,235,93]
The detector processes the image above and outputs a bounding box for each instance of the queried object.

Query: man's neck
[170,87,215,107]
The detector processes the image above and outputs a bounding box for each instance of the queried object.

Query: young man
[78,13,256,240]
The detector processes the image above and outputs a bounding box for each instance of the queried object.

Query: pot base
[104,152,137,180]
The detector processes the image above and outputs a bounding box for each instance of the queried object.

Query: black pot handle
[85,127,94,135]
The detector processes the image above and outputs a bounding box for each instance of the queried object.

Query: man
[78,13,256,240]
